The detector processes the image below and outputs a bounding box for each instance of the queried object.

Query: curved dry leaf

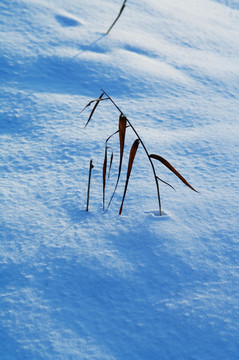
[105,114,127,211]
[84,93,104,128]
[106,129,118,144]
[106,125,130,144]
[150,154,198,192]
[119,139,140,215]
[80,98,103,115]
[156,176,176,191]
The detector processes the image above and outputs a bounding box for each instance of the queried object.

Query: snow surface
[1,0,239,359]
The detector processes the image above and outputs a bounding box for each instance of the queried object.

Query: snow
[1,0,239,359]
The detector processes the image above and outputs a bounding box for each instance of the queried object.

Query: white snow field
[1,0,239,359]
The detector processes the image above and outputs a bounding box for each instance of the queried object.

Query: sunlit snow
[1,0,239,359]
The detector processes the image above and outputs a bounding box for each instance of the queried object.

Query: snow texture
[1,0,239,359]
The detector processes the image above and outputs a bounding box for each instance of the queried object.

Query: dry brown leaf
[119,139,140,215]
[105,114,127,211]
[150,154,198,192]
[119,114,127,176]
[84,93,104,128]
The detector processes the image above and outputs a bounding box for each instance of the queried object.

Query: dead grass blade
[156,176,176,191]
[150,154,198,192]
[106,125,130,144]
[105,114,127,211]
[106,0,127,35]
[84,93,104,127]
[119,139,140,215]
[119,114,127,176]
[102,146,114,210]
[103,146,108,211]
[108,149,114,179]
[80,96,107,115]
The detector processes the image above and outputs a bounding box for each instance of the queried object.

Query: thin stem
[86,159,94,212]
[101,89,123,114]
[101,89,162,216]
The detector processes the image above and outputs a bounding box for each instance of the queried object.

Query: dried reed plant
[82,90,198,215]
